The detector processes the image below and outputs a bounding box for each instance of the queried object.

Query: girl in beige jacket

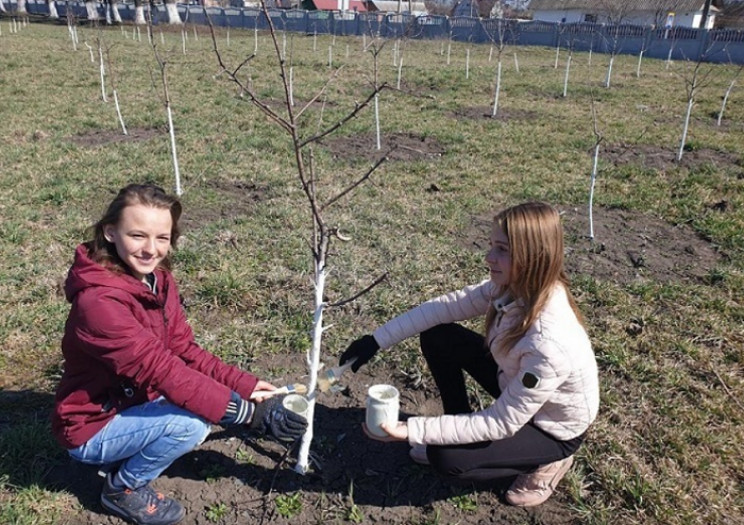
[339,202,599,507]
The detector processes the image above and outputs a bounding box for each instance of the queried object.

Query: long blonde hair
[485,202,583,351]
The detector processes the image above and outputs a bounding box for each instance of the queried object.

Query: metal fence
[16,0,744,64]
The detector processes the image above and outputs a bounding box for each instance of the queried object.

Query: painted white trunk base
[85,1,98,21]
[134,5,146,25]
[165,3,182,25]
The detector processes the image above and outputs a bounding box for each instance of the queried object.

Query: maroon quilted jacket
[52,243,259,448]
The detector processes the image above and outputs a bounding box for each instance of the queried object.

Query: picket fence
[15,0,744,64]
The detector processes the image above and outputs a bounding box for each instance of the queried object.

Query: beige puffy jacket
[372,280,599,446]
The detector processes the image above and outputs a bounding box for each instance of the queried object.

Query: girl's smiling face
[485,225,511,288]
[104,204,173,282]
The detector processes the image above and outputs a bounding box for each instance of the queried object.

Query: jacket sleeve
[406,337,570,446]
[163,276,258,401]
[72,288,239,424]
[373,280,494,349]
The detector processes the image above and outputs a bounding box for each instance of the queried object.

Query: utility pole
[700,0,713,29]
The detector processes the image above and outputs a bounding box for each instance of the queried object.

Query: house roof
[528,0,722,12]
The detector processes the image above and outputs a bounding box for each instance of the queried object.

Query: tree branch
[321,148,393,211]
[205,8,293,134]
[326,272,388,308]
[299,83,389,149]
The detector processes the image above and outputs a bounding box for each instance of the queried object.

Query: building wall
[533,9,716,29]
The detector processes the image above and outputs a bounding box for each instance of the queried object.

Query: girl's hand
[381,421,409,440]
[362,421,409,442]
[251,381,277,403]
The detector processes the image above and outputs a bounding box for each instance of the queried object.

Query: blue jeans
[69,397,212,489]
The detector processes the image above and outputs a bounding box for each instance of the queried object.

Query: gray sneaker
[100,473,185,525]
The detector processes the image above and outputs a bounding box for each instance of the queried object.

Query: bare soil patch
[181,179,269,231]
[603,142,743,174]
[45,358,578,525]
[450,105,541,121]
[320,132,446,163]
[460,206,723,285]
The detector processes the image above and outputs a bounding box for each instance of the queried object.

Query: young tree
[674,43,717,161]
[588,94,604,241]
[717,63,742,126]
[105,0,123,25]
[595,0,634,88]
[47,0,60,19]
[481,16,514,117]
[147,14,183,194]
[208,3,389,474]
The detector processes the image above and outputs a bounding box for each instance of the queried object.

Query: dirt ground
[39,126,729,524]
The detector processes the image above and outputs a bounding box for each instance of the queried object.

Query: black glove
[339,335,380,372]
[248,395,308,442]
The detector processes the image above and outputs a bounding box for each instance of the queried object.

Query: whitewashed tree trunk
[491,59,502,118]
[604,55,614,88]
[133,2,146,25]
[17,0,28,14]
[85,1,99,22]
[588,143,599,239]
[562,52,572,97]
[636,50,644,78]
[106,0,122,24]
[99,42,107,102]
[167,105,182,195]
[374,94,381,150]
[554,43,560,68]
[677,98,694,161]
[295,262,326,474]
[47,0,59,19]
[114,90,128,135]
[717,79,736,126]
[165,0,182,25]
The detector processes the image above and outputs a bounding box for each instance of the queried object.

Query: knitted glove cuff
[220,391,254,426]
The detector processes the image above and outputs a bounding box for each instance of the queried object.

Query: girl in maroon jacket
[53,184,307,525]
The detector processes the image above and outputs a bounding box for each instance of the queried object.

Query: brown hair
[88,184,182,274]
[484,202,583,351]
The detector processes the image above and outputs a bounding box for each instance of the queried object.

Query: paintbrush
[316,358,357,393]
[249,383,308,400]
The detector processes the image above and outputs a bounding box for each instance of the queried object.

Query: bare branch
[259,2,297,129]
[299,83,389,149]
[321,148,393,211]
[205,8,292,134]
[326,272,389,308]
[295,66,346,120]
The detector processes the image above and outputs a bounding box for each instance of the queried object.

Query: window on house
[585,14,597,23]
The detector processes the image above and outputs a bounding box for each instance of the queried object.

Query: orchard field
[1,17,743,525]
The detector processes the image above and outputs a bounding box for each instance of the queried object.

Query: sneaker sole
[100,494,185,525]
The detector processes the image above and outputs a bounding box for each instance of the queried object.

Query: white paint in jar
[365,384,400,438]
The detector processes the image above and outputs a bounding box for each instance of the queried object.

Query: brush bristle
[291,383,308,394]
